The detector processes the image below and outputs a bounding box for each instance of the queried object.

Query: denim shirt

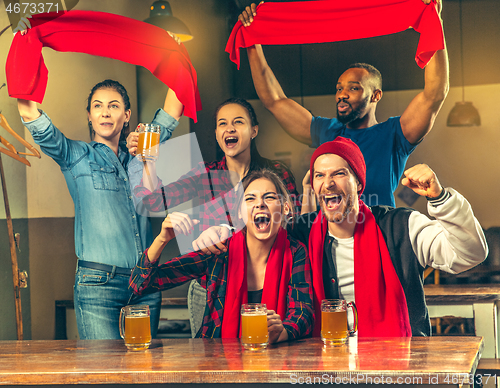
[23,109,178,268]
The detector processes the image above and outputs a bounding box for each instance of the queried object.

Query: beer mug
[136,123,161,162]
[321,299,357,345]
[119,305,152,351]
[240,303,269,350]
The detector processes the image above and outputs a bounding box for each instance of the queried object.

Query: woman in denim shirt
[17,79,183,339]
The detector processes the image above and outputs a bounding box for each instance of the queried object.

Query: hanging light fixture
[447,0,480,127]
[144,1,193,42]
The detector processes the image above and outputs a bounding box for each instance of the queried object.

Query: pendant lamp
[144,1,193,42]
[447,0,480,127]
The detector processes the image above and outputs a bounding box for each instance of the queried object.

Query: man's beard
[337,96,370,125]
[319,190,355,224]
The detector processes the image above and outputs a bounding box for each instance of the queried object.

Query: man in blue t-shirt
[240,0,449,207]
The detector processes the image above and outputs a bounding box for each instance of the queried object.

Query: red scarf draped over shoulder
[6,10,202,122]
[221,228,293,338]
[226,0,444,69]
[309,201,412,337]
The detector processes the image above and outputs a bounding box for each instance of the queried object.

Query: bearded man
[241,0,449,208]
[291,137,486,336]
[194,137,487,337]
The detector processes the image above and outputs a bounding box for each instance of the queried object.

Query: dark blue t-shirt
[310,116,416,207]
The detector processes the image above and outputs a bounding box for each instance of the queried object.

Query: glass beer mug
[321,299,358,345]
[119,305,152,351]
[240,303,269,350]
[136,123,161,162]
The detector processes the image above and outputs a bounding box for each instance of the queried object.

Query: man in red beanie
[194,137,487,337]
[239,0,448,208]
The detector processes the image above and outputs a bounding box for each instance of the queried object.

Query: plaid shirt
[134,157,301,235]
[129,234,314,340]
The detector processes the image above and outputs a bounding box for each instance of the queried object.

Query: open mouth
[324,194,342,210]
[253,213,271,231]
[225,136,238,147]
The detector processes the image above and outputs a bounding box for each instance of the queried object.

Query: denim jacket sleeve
[22,110,80,167]
[127,108,179,188]
[151,108,179,143]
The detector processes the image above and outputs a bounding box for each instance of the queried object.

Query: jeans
[74,267,161,340]
[187,279,207,337]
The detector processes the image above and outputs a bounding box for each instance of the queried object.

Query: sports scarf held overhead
[221,228,293,338]
[226,0,445,69]
[309,206,412,337]
[6,11,202,122]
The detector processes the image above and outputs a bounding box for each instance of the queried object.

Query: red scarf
[309,201,412,337]
[221,228,293,338]
[226,0,444,69]
[6,11,202,122]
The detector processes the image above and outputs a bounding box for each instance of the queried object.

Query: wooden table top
[0,337,483,386]
[424,284,500,303]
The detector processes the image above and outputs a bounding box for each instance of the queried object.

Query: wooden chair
[423,267,440,284]
[424,268,472,335]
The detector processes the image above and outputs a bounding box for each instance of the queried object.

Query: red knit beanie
[310,137,366,195]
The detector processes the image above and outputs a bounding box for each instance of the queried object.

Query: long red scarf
[226,0,444,69]
[309,201,412,337]
[221,228,293,338]
[6,11,202,122]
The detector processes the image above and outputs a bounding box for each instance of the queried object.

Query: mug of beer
[321,299,357,345]
[136,123,161,162]
[119,305,152,351]
[241,303,269,350]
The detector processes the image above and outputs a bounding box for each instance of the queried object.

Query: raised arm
[146,213,200,261]
[129,215,207,295]
[403,164,488,272]
[17,98,40,122]
[163,32,184,121]
[300,170,317,215]
[163,88,183,122]
[17,98,75,164]
[399,1,449,145]
[247,44,313,146]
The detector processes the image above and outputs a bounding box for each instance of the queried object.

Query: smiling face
[312,154,361,226]
[87,88,131,145]
[241,177,284,243]
[215,103,257,160]
[335,68,374,125]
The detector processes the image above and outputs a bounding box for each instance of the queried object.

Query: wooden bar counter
[424,284,500,358]
[0,337,484,387]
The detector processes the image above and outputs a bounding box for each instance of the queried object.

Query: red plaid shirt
[129,233,313,339]
[134,157,301,235]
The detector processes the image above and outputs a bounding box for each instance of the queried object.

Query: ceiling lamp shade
[446,0,480,127]
[447,101,481,127]
[144,1,193,42]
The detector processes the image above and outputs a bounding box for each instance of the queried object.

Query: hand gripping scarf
[221,228,293,338]
[226,0,444,70]
[6,10,202,122]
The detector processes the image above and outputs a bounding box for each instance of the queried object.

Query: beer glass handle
[119,307,125,339]
[347,301,358,335]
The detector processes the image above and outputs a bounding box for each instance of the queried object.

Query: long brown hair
[213,98,293,176]
[240,169,294,228]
